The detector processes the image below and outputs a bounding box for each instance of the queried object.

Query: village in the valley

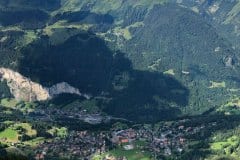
[0,99,219,160]
[32,114,218,160]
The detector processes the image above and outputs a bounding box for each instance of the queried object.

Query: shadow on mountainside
[17,29,189,122]
[51,11,114,25]
[50,10,115,32]
[0,0,61,29]
[0,0,61,11]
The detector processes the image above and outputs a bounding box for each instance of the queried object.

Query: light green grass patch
[228,88,240,92]
[108,148,152,160]
[91,154,105,160]
[191,6,199,13]
[3,121,14,125]
[224,0,240,24]
[163,69,175,76]
[0,128,18,142]
[208,81,226,89]
[0,26,23,32]
[113,22,144,40]
[14,123,37,137]
[0,98,18,108]
[132,0,169,8]
[43,20,92,36]
[113,27,132,40]
[43,20,93,44]
[224,97,240,107]
[210,135,238,152]
[128,22,145,28]
[22,31,38,46]
[47,127,68,138]
[92,0,123,14]
[93,139,151,160]
[58,0,169,15]
[3,110,13,114]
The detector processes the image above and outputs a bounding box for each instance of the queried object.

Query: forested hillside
[0,0,240,122]
[1,0,240,160]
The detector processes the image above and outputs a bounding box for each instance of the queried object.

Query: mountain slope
[120,4,240,114]
[0,0,240,121]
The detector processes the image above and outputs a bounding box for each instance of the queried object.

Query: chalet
[164,148,172,155]
[179,137,185,144]
[35,153,44,160]
[178,125,184,130]
[123,144,134,150]
[186,127,192,132]
[119,138,129,144]
[127,128,136,139]
[105,154,116,160]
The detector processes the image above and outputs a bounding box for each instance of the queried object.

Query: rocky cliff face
[48,82,91,99]
[0,68,87,101]
[0,68,49,101]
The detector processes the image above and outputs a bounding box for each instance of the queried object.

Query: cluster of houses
[136,121,217,157]
[146,125,188,156]
[35,130,109,159]
[111,128,136,145]
[109,121,215,157]
[109,125,188,155]
[28,107,219,160]
[35,151,46,160]
[103,155,128,160]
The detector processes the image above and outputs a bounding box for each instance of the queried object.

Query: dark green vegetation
[1,0,240,159]
[0,0,61,29]
[0,9,48,28]
[0,0,61,11]
[18,32,188,122]
[123,3,240,115]
[178,115,240,160]
[0,81,11,98]
[0,0,239,122]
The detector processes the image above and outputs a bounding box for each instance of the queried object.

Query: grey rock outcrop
[0,68,89,101]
